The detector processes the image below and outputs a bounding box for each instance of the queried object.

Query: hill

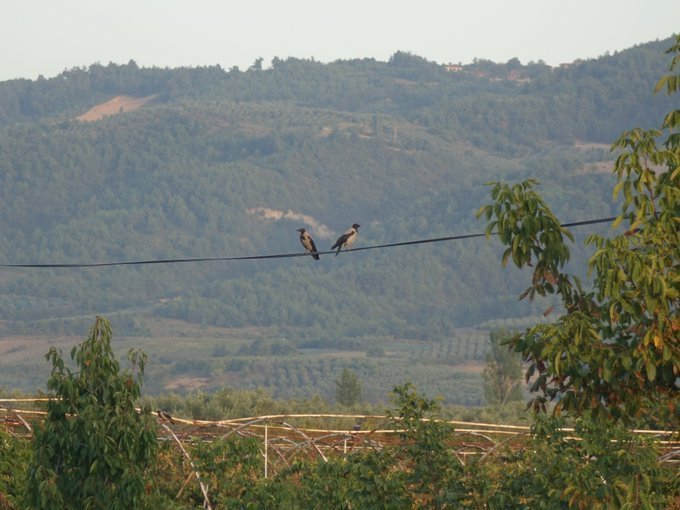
[0,36,675,400]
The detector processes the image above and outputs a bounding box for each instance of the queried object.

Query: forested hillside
[0,36,675,398]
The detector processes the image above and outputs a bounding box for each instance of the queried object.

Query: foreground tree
[0,428,30,509]
[487,414,677,509]
[477,35,679,427]
[27,317,158,509]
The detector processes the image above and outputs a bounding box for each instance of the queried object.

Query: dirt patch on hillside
[574,142,610,151]
[75,94,158,122]
[164,376,211,391]
[454,362,485,374]
[575,161,614,174]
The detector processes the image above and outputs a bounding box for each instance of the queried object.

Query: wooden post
[264,423,268,479]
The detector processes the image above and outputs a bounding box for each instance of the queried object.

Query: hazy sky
[1,0,677,82]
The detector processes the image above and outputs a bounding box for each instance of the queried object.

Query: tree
[0,428,30,509]
[476,35,680,427]
[487,414,676,509]
[334,368,362,406]
[483,328,524,405]
[249,57,264,71]
[388,383,467,508]
[27,317,158,509]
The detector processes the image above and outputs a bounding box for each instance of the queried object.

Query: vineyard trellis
[3,399,679,509]
[3,400,678,476]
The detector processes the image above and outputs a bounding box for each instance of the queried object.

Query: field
[0,317,490,406]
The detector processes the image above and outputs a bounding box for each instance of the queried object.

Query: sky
[1,0,678,82]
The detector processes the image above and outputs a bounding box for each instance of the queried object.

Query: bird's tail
[312,252,320,260]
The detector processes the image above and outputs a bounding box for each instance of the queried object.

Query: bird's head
[352,224,360,229]
[296,228,306,233]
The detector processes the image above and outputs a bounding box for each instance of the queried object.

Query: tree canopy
[27,317,158,509]
[477,34,680,427]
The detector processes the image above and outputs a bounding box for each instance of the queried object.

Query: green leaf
[663,345,671,361]
[654,75,669,94]
[612,180,625,200]
[645,361,656,382]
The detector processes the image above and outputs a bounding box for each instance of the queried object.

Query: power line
[0,216,617,269]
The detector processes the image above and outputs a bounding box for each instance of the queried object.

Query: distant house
[507,70,531,83]
[444,64,464,72]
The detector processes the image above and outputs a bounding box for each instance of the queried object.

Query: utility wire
[0,216,617,269]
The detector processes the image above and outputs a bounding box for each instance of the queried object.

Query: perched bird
[297,228,320,260]
[331,224,360,256]
[156,409,175,424]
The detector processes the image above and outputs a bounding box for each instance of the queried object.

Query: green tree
[27,317,158,509]
[388,384,468,508]
[334,368,362,406]
[0,428,30,509]
[483,328,524,405]
[476,35,680,426]
[486,414,677,509]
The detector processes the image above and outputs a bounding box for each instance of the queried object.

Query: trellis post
[264,423,268,479]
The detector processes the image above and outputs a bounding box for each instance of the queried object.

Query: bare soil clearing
[76,94,157,122]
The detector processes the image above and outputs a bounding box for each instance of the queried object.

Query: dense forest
[0,35,676,399]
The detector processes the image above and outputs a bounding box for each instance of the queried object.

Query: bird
[156,409,175,424]
[297,228,320,260]
[331,224,360,256]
